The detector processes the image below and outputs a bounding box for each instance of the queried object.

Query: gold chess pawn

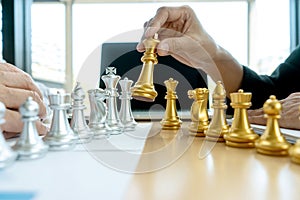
[188,88,209,136]
[224,89,259,148]
[205,81,229,142]
[131,33,160,102]
[255,95,291,156]
[160,78,182,130]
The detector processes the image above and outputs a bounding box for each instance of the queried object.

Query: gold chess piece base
[205,127,228,142]
[255,138,290,156]
[224,130,259,148]
[161,119,182,130]
[188,123,208,137]
[131,83,157,102]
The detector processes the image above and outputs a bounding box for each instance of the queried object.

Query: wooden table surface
[0,121,299,200]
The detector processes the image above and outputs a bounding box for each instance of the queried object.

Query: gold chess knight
[255,95,291,156]
[188,88,209,136]
[160,78,182,130]
[131,33,160,102]
[205,81,229,142]
[224,89,259,148]
[289,105,300,164]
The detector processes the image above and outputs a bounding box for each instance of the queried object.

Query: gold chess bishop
[131,33,160,102]
[255,95,291,156]
[160,78,182,130]
[224,89,259,148]
[205,81,229,142]
[188,88,209,136]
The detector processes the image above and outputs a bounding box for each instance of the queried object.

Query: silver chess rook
[88,88,110,137]
[70,82,94,143]
[12,97,49,160]
[119,77,137,131]
[0,102,17,169]
[43,92,75,150]
[101,67,123,134]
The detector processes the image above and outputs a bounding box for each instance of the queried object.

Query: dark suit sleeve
[239,46,300,109]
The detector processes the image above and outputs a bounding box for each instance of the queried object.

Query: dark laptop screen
[100,42,207,112]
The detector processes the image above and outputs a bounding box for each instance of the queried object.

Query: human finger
[1,109,48,137]
[0,71,43,99]
[145,6,190,38]
[248,115,267,126]
[0,87,47,118]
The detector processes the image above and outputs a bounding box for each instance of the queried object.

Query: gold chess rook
[188,88,209,136]
[160,78,182,130]
[289,105,300,163]
[255,95,291,156]
[224,89,259,148]
[131,34,160,102]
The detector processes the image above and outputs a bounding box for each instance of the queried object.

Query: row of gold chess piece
[130,34,299,164]
[189,81,300,164]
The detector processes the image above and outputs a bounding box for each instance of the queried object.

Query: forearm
[212,46,243,96]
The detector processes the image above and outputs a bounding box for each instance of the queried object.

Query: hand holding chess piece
[160,78,182,130]
[188,88,209,136]
[132,33,160,102]
[205,81,229,142]
[224,89,259,148]
[255,95,291,156]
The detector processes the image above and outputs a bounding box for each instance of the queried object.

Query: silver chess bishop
[70,82,94,143]
[0,102,17,169]
[88,88,110,138]
[43,92,76,150]
[101,67,123,134]
[12,97,49,160]
[119,77,137,131]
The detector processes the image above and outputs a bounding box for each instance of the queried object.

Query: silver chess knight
[43,92,75,150]
[12,97,49,160]
[0,102,17,169]
[70,82,94,143]
[119,77,137,131]
[88,88,110,138]
[101,67,123,134]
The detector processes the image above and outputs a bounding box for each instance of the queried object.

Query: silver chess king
[101,67,123,134]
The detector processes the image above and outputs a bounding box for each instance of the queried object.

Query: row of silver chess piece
[0,67,137,169]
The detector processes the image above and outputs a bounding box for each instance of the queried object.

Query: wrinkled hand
[248,92,300,130]
[137,6,219,68]
[0,63,48,138]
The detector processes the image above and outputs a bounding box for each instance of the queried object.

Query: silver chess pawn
[12,97,49,160]
[101,67,123,134]
[43,92,75,150]
[70,82,94,143]
[88,88,110,138]
[0,102,17,169]
[119,77,137,131]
